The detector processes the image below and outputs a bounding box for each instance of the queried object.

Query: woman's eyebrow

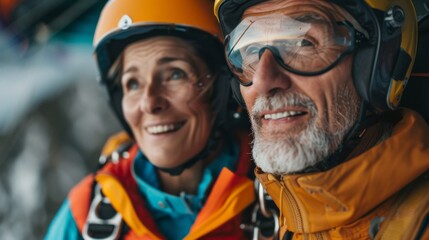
[123,57,187,73]
[157,56,199,73]
[123,66,138,75]
[157,57,187,65]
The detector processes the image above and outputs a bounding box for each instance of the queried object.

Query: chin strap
[151,129,220,176]
[304,102,381,173]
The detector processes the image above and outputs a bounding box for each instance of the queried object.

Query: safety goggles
[225,12,366,86]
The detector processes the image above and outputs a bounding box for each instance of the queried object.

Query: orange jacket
[256,109,429,240]
[69,132,255,239]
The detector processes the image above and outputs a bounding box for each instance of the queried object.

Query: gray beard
[250,90,358,175]
[252,117,331,174]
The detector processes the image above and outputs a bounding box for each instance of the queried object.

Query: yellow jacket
[255,109,429,240]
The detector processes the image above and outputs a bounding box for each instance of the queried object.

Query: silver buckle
[82,184,123,240]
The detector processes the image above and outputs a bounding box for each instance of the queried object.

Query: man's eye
[170,69,186,80]
[296,39,313,47]
[279,39,314,49]
[244,45,260,56]
[125,78,139,91]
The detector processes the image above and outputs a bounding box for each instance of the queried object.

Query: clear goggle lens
[225,13,364,85]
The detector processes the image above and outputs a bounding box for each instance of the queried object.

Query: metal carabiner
[259,209,280,240]
[241,180,279,240]
[249,204,280,240]
[258,181,273,218]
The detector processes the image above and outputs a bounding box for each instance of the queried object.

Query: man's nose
[252,48,292,96]
[139,83,169,114]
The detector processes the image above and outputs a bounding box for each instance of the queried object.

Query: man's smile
[263,110,307,120]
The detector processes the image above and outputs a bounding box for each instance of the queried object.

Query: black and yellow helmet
[214,0,418,113]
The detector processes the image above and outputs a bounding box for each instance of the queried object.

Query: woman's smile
[145,121,186,135]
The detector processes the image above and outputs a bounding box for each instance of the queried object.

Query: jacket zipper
[280,176,304,233]
[279,177,328,240]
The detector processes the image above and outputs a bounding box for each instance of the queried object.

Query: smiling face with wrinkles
[121,36,214,168]
[238,0,361,174]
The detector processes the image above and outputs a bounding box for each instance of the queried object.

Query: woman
[44,0,255,239]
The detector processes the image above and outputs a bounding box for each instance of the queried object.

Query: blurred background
[0,0,428,239]
[0,0,121,239]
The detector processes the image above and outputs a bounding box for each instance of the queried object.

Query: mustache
[251,91,317,117]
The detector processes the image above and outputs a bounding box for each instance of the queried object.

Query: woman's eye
[124,78,139,91]
[170,69,186,80]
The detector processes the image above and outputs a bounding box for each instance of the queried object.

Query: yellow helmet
[214,0,418,112]
[93,0,226,134]
[94,0,222,47]
[95,0,222,83]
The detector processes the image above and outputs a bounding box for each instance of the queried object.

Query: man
[214,0,429,239]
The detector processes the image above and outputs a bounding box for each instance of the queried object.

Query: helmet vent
[385,6,405,34]
[118,15,133,30]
